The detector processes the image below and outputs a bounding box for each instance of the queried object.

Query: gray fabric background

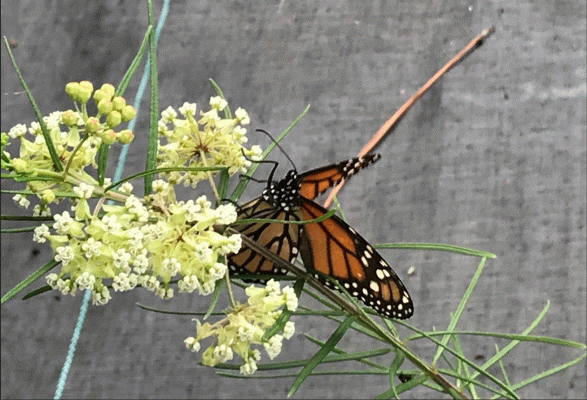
[1,1,585,398]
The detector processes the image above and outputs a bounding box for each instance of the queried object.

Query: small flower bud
[118,129,134,144]
[1,132,9,147]
[99,129,117,145]
[65,82,81,102]
[78,81,94,104]
[12,158,27,172]
[106,111,121,128]
[120,105,136,122]
[111,96,126,111]
[41,189,56,203]
[97,99,113,115]
[86,117,101,133]
[100,83,116,99]
[61,110,79,126]
[93,89,108,104]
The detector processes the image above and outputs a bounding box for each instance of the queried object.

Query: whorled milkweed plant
[1,78,302,373]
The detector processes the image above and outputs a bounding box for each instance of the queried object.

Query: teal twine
[54,1,170,398]
[53,290,91,399]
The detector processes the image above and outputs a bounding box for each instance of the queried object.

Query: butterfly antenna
[239,148,279,185]
[255,129,297,180]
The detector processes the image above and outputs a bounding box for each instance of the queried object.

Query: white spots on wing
[376,269,385,280]
[369,281,379,292]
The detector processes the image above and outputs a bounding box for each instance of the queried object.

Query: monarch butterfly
[228,154,413,319]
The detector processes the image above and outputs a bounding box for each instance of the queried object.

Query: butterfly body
[229,154,414,319]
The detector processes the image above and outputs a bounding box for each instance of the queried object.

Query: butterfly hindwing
[229,197,301,276]
[299,199,413,319]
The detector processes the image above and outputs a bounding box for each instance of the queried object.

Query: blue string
[54,1,170,398]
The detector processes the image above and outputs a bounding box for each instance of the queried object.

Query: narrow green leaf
[374,242,496,258]
[471,301,551,381]
[21,284,52,300]
[136,302,226,316]
[204,280,224,320]
[303,334,387,370]
[495,351,587,397]
[231,208,337,226]
[376,373,429,399]
[1,215,54,222]
[116,25,153,97]
[433,257,488,363]
[261,280,304,342]
[3,37,63,172]
[209,79,232,119]
[214,348,390,372]
[217,168,230,200]
[1,258,60,304]
[1,226,39,233]
[398,322,519,399]
[288,316,356,397]
[261,280,303,342]
[385,351,405,400]
[495,344,511,387]
[97,143,110,186]
[409,329,585,349]
[104,166,225,192]
[143,2,159,196]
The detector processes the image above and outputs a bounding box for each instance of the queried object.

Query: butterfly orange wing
[299,199,413,319]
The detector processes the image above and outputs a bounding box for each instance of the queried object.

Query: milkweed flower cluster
[185,279,298,374]
[157,97,262,187]
[2,82,136,202]
[39,185,241,305]
[2,82,264,306]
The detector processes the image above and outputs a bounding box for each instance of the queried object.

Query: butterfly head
[262,170,302,212]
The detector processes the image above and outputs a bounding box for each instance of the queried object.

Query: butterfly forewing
[299,154,381,200]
